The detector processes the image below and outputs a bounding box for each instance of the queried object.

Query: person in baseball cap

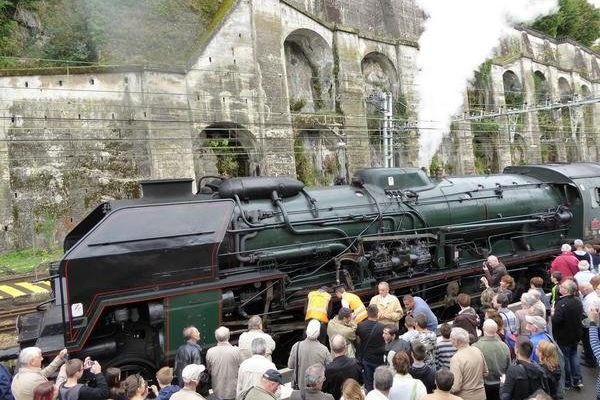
[240,369,283,400]
[525,315,551,363]
[171,364,206,400]
[262,369,283,385]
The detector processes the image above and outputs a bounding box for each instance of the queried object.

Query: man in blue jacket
[0,363,14,400]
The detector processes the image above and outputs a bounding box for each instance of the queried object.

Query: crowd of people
[3,240,600,400]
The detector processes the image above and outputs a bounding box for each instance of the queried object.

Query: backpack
[503,332,517,359]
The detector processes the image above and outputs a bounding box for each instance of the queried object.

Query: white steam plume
[415,0,558,169]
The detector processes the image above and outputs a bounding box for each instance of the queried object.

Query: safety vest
[343,292,367,323]
[306,290,331,322]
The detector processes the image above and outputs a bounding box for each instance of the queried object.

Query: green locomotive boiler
[12,162,600,372]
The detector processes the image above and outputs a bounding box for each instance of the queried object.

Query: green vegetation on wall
[294,136,316,187]
[0,0,228,68]
[203,138,243,177]
[531,0,600,47]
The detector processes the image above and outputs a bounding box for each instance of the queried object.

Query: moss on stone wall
[294,135,316,186]
[471,118,500,174]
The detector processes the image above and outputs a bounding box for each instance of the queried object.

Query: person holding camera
[12,347,68,400]
[481,256,507,289]
[58,357,108,400]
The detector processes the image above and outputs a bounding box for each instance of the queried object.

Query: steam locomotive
[11,163,600,372]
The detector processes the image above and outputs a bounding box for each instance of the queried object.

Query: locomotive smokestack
[140,178,194,199]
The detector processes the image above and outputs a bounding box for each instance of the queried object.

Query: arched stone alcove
[502,70,524,107]
[360,51,402,166]
[294,126,346,186]
[284,29,334,113]
[193,122,260,184]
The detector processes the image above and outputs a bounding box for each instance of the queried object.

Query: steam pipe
[300,188,319,218]
[234,194,262,228]
[271,191,350,244]
[235,231,258,263]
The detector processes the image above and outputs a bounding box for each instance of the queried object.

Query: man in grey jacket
[288,320,332,390]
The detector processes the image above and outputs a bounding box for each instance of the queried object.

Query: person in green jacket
[473,319,511,400]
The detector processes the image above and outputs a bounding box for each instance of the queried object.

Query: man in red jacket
[549,243,579,280]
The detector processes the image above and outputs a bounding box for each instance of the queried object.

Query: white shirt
[366,389,390,400]
[575,270,595,286]
[236,355,276,397]
[238,330,276,361]
[388,373,427,400]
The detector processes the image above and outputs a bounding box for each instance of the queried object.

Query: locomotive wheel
[105,355,157,379]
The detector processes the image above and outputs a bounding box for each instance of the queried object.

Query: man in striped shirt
[436,323,457,369]
[585,307,600,399]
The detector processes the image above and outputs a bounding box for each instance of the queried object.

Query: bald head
[482,319,498,336]
[331,334,347,355]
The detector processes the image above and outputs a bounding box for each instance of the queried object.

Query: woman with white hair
[514,292,543,336]
[574,260,595,286]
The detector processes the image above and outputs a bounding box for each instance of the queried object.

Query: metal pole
[385,93,394,167]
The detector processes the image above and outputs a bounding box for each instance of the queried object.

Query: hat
[263,369,283,385]
[306,319,321,339]
[525,315,547,330]
[181,364,206,384]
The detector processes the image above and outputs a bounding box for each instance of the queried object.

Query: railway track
[0,272,49,286]
[0,305,38,334]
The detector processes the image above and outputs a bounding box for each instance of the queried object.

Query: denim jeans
[559,344,582,386]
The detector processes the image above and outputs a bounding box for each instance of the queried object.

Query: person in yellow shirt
[305,286,332,344]
[306,286,332,323]
[369,281,403,328]
[334,285,368,323]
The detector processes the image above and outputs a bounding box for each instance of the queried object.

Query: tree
[531,0,600,47]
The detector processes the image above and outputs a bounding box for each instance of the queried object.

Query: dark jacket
[0,364,14,400]
[58,372,109,400]
[409,364,435,393]
[500,359,547,400]
[453,310,479,339]
[540,364,561,400]
[356,319,386,365]
[551,295,583,346]
[174,341,203,387]
[158,385,181,400]
[323,356,362,400]
[290,388,335,400]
